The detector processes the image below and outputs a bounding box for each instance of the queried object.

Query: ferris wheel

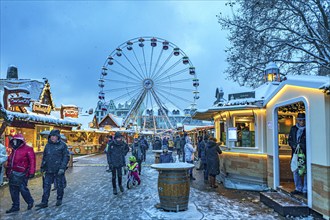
[98,36,199,131]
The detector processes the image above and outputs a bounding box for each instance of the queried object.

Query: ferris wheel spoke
[148,46,154,78]
[150,49,164,80]
[114,59,143,81]
[132,49,147,79]
[156,85,193,92]
[153,59,182,82]
[108,68,141,82]
[103,85,140,93]
[122,51,145,80]
[156,87,192,104]
[152,53,173,81]
[112,87,142,102]
[155,67,189,83]
[156,90,184,111]
[104,79,140,85]
[155,78,191,85]
[141,47,148,78]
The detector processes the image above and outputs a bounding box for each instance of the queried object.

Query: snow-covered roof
[1,105,80,127]
[193,75,330,120]
[0,78,45,105]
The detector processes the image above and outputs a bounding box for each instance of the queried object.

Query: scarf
[296,123,305,142]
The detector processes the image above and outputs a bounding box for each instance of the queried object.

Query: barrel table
[152,150,172,164]
[151,163,194,211]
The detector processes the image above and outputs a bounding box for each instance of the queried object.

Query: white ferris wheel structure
[98,36,199,132]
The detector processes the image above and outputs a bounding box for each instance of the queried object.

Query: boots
[113,188,118,195]
[209,176,218,188]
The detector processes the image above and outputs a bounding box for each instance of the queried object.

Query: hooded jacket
[6,134,36,177]
[106,139,129,168]
[41,130,69,173]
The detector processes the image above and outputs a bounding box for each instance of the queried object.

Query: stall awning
[192,105,261,120]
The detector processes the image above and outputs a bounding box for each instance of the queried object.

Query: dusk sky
[0,1,248,113]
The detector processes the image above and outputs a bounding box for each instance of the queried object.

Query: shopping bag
[290,145,299,172]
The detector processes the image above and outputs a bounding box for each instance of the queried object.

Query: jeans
[42,173,65,204]
[293,170,307,193]
[111,167,123,188]
[9,177,34,209]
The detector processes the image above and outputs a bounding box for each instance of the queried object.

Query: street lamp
[264,62,280,83]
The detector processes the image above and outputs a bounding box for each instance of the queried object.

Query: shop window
[36,126,51,152]
[233,115,255,147]
[278,115,293,148]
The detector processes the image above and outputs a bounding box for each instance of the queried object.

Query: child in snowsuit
[127,156,141,185]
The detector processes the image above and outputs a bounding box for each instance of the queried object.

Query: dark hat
[297,113,305,120]
[114,131,122,138]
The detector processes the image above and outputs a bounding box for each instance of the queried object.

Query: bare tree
[217,0,330,87]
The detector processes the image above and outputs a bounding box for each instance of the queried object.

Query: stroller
[126,156,141,189]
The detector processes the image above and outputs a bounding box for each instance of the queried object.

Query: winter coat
[180,137,186,151]
[6,134,36,177]
[198,140,207,163]
[153,139,162,150]
[0,143,7,165]
[41,130,69,174]
[106,140,129,168]
[184,142,196,162]
[174,137,181,150]
[288,125,306,156]
[139,138,148,151]
[205,140,222,176]
[160,153,174,163]
[132,143,144,161]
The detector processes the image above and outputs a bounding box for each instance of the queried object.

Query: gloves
[40,168,45,173]
[58,169,65,175]
[108,164,113,170]
[28,174,35,179]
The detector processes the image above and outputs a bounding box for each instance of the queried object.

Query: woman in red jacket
[5,133,36,213]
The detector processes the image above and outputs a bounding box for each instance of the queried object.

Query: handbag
[9,170,26,186]
[290,145,300,172]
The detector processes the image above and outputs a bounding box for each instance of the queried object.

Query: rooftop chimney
[7,66,18,79]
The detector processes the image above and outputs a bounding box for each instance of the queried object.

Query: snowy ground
[0,152,315,220]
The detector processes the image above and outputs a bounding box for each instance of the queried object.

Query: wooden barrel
[158,169,190,211]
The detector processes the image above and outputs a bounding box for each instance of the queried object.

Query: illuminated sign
[32,102,51,115]
[9,97,31,107]
[63,108,79,118]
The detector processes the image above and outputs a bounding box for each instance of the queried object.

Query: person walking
[184,136,196,180]
[0,142,8,186]
[106,132,129,195]
[174,135,181,160]
[205,137,222,188]
[288,112,307,197]
[139,135,148,162]
[131,138,143,175]
[5,134,36,213]
[36,129,69,208]
[180,134,187,162]
[198,135,209,183]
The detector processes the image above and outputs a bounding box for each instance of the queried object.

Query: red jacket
[6,134,36,177]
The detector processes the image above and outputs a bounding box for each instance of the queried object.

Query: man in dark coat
[139,135,148,162]
[159,147,173,163]
[36,129,69,208]
[132,138,143,175]
[198,136,208,183]
[153,136,162,150]
[6,134,36,213]
[106,132,129,195]
[205,137,222,188]
[180,134,187,162]
[288,112,307,197]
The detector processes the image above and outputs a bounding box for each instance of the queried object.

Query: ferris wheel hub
[143,78,154,90]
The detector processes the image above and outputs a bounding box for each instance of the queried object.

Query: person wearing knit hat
[288,112,307,198]
[5,133,36,213]
[106,131,129,195]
